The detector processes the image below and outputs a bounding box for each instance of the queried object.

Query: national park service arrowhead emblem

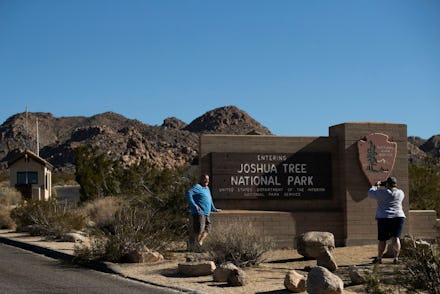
[357,133,397,185]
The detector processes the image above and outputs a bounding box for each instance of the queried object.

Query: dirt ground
[115,244,409,294]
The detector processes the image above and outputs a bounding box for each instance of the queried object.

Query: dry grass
[80,196,123,229]
[0,187,22,206]
[0,206,16,229]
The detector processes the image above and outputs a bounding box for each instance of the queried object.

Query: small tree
[74,146,119,202]
[409,157,440,215]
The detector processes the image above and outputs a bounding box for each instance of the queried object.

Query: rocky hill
[0,105,438,172]
[0,106,271,172]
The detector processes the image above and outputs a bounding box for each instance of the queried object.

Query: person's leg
[390,217,404,263]
[390,237,401,263]
[374,219,387,263]
[198,231,208,245]
[197,216,211,245]
[378,240,386,258]
[191,214,203,246]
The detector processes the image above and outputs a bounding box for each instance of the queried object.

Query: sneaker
[372,257,382,264]
[393,257,399,264]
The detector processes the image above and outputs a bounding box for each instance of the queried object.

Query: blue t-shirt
[185,183,218,216]
[368,186,406,219]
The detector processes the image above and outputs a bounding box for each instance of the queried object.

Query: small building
[8,149,53,200]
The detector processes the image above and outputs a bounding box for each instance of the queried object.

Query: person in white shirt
[368,176,406,264]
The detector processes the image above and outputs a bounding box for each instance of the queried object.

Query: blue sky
[0,1,439,139]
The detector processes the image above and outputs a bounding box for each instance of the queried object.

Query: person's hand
[216,209,222,212]
[375,181,381,187]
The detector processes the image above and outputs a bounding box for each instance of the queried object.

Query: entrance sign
[357,133,397,185]
[211,152,331,199]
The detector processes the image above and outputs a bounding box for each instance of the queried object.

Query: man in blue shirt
[368,176,406,264]
[186,174,221,246]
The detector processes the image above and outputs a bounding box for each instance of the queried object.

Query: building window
[17,172,38,185]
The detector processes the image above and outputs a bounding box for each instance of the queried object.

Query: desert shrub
[0,188,23,229]
[0,206,16,229]
[80,196,123,230]
[0,187,22,207]
[75,198,186,262]
[362,264,395,294]
[203,222,275,268]
[10,200,86,238]
[74,230,107,262]
[0,171,9,185]
[398,238,440,293]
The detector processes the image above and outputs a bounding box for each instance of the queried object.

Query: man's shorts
[377,217,405,241]
[192,213,212,234]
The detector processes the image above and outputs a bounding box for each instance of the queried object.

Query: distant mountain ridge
[0,105,438,172]
[0,106,271,172]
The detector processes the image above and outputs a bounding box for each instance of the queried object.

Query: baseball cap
[381,177,397,187]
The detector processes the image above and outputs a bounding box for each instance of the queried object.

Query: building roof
[7,149,53,170]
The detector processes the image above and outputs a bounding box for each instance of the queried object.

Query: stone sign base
[208,209,439,249]
[210,210,346,248]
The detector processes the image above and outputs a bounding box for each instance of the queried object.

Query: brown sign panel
[357,133,397,185]
[211,152,331,199]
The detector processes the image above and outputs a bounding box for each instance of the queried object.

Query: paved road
[0,243,182,294]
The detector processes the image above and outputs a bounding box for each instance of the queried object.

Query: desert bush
[362,264,395,294]
[0,206,16,229]
[10,200,86,239]
[0,171,9,185]
[203,222,275,268]
[398,238,440,293]
[80,196,123,230]
[75,198,186,262]
[0,187,22,207]
[74,230,107,262]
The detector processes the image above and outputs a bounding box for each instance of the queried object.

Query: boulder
[213,262,240,282]
[227,268,248,287]
[400,236,432,257]
[348,265,371,285]
[306,266,344,294]
[124,248,164,263]
[178,261,216,276]
[297,231,335,259]
[317,248,338,272]
[284,270,307,292]
[61,232,86,243]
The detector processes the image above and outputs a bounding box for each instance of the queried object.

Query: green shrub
[203,222,275,268]
[10,200,86,239]
[409,161,440,215]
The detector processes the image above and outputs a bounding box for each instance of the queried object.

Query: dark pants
[377,217,405,241]
[191,213,212,234]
